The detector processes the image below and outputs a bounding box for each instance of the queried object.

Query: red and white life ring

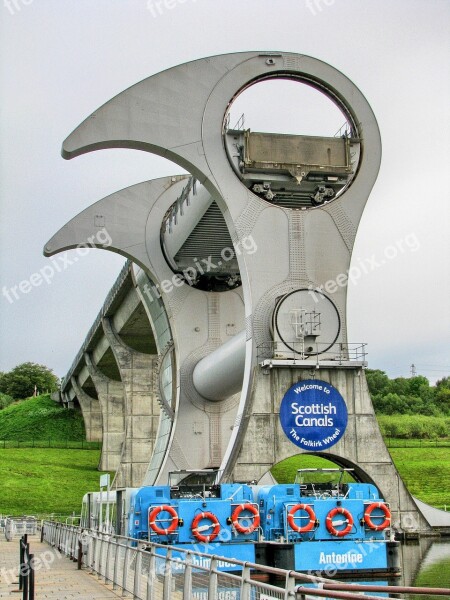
[231,503,260,534]
[191,511,221,543]
[287,503,317,533]
[364,502,391,531]
[326,507,353,537]
[148,505,179,536]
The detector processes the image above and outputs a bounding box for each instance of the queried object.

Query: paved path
[0,535,122,599]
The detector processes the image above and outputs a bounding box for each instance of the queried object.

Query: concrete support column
[62,392,74,410]
[102,318,159,488]
[230,366,430,533]
[70,377,103,442]
[84,352,125,474]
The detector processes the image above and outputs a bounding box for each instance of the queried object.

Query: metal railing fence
[4,517,37,540]
[41,522,450,600]
[0,439,101,449]
[43,522,290,599]
[257,341,367,365]
[60,260,132,394]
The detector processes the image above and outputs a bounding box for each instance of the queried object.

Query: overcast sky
[1,0,449,384]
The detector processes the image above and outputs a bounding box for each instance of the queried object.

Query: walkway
[0,535,121,599]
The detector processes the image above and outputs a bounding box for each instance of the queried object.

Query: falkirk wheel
[45,51,429,533]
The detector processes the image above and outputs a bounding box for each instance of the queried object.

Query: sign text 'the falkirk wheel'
[279,380,348,451]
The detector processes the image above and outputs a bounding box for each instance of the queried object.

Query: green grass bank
[2,444,448,516]
[0,394,85,441]
[271,448,450,510]
[0,448,109,515]
[1,395,449,515]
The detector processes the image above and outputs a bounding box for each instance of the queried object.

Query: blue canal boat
[120,468,399,576]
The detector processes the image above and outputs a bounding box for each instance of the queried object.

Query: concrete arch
[269,451,386,491]
[230,365,431,534]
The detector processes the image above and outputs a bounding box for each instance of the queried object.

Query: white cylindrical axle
[193,330,246,401]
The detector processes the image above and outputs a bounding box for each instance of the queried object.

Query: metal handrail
[60,260,132,391]
[257,341,368,364]
[41,521,450,599]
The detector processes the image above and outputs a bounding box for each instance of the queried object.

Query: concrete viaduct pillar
[230,366,429,532]
[84,352,125,474]
[62,392,74,410]
[70,377,103,442]
[102,318,159,488]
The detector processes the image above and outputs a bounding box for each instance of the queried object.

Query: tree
[408,375,430,396]
[435,387,450,414]
[365,369,390,396]
[0,363,59,399]
[436,376,450,390]
[366,370,449,416]
[0,392,14,410]
[377,392,408,415]
[390,377,410,396]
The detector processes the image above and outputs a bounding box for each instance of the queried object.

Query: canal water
[323,538,450,596]
[399,538,450,594]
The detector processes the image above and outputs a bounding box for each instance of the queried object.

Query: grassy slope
[0,394,85,441]
[0,448,108,515]
[0,396,102,515]
[388,447,450,509]
[2,446,447,515]
[1,396,448,514]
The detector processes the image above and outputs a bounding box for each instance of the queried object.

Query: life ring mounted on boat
[231,503,260,534]
[287,503,317,533]
[191,511,221,543]
[326,507,353,537]
[149,505,179,536]
[364,502,391,531]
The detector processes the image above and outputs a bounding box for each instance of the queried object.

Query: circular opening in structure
[227,78,350,137]
[224,77,360,209]
[271,454,357,484]
[274,288,341,356]
[160,177,242,293]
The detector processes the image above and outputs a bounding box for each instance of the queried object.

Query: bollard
[22,549,29,600]
[19,534,28,591]
[28,553,35,600]
[78,540,83,570]
[17,535,35,600]
[18,536,24,590]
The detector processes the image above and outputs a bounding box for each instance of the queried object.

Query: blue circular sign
[279,379,348,451]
